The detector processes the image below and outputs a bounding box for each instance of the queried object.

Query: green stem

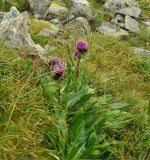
[144,147,150,160]
[76,56,81,78]
[57,82,61,105]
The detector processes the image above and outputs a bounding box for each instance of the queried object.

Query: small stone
[38,27,60,37]
[65,17,91,35]
[132,47,150,55]
[115,14,124,23]
[96,22,129,38]
[125,16,140,33]
[45,3,68,21]
[70,0,93,21]
[117,23,125,28]
[116,6,141,18]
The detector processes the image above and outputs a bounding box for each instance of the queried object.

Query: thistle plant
[49,56,66,105]
[73,40,88,78]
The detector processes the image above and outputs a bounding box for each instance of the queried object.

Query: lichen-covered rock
[45,3,68,21]
[65,17,91,35]
[27,0,49,18]
[96,22,129,38]
[0,7,33,47]
[70,0,93,21]
[125,16,140,33]
[0,6,44,55]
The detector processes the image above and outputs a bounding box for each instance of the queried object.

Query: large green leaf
[110,103,129,110]
[67,87,94,108]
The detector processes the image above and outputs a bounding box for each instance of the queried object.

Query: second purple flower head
[73,40,88,57]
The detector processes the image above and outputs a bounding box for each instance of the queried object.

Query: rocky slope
[0,0,150,58]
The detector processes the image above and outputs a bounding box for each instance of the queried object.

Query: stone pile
[96,0,142,37]
[27,0,92,35]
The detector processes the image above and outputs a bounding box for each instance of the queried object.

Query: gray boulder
[0,7,33,47]
[27,0,49,18]
[96,22,129,38]
[125,16,140,33]
[65,17,91,35]
[45,3,68,21]
[116,6,141,18]
[0,7,44,55]
[70,0,93,21]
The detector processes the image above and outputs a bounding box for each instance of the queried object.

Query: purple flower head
[73,49,79,57]
[49,56,59,66]
[53,64,65,75]
[76,40,88,53]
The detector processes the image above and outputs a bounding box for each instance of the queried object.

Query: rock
[115,14,124,23]
[30,44,45,55]
[112,14,125,28]
[50,19,62,26]
[65,17,91,35]
[38,26,60,37]
[104,0,140,12]
[27,0,49,18]
[96,22,129,38]
[0,6,44,55]
[2,6,21,22]
[116,6,141,18]
[125,16,140,33]
[118,23,125,28]
[45,3,68,21]
[132,47,150,55]
[0,7,33,47]
[70,0,93,21]
[68,15,76,21]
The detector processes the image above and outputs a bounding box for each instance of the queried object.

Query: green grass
[0,31,150,159]
[0,0,29,11]
[0,45,54,159]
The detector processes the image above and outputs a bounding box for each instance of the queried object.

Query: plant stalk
[57,82,61,105]
[144,147,150,160]
[76,56,81,78]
